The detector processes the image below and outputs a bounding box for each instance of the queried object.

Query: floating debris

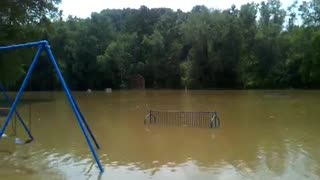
[105,88,112,93]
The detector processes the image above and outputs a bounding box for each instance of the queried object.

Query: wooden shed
[129,74,145,89]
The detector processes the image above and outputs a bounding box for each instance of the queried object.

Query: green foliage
[180,60,192,89]
[1,0,320,90]
[98,33,138,88]
[0,0,61,89]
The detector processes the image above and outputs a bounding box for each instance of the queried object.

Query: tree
[299,0,320,27]
[0,0,61,88]
[239,3,259,88]
[2,2,320,90]
[180,60,192,90]
[97,33,138,89]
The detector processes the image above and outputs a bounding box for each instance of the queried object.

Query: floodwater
[0,90,320,180]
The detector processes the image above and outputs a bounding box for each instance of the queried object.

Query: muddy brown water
[0,90,319,180]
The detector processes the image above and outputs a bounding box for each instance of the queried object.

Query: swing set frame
[0,82,32,143]
[0,40,104,173]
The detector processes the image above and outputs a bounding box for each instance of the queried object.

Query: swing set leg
[0,41,104,173]
[0,46,42,141]
[70,94,100,149]
[45,44,104,173]
[0,73,34,143]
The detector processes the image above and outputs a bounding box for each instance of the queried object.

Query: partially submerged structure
[0,41,104,173]
[130,74,145,89]
[145,110,220,128]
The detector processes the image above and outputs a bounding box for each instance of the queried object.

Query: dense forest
[0,0,320,90]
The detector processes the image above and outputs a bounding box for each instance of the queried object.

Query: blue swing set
[0,41,104,173]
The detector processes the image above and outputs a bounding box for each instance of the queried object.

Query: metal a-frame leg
[69,93,100,149]
[0,83,34,142]
[44,43,104,173]
[0,46,43,141]
[0,40,104,173]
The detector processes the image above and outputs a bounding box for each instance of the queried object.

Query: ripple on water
[2,91,320,180]
[233,160,254,179]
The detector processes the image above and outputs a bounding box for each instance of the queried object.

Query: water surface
[0,90,319,180]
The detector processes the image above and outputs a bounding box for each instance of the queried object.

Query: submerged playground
[0,41,320,179]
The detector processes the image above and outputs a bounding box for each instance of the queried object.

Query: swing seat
[14,137,25,145]
[0,103,33,145]
[0,40,104,172]
[1,133,9,139]
[1,134,32,145]
[14,137,33,145]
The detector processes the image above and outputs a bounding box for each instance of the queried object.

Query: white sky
[60,0,296,18]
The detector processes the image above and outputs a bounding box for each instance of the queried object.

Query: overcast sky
[60,0,296,18]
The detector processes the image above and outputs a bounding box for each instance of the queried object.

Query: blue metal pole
[0,83,34,141]
[0,41,46,51]
[44,42,104,173]
[0,46,43,139]
[69,93,100,149]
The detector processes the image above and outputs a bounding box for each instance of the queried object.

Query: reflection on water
[0,90,320,180]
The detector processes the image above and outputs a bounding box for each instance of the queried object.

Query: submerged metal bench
[144,110,220,128]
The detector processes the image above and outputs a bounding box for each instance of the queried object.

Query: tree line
[1,0,320,90]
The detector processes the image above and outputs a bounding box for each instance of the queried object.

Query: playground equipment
[144,110,220,128]
[0,41,104,173]
[0,83,32,144]
[0,90,33,145]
